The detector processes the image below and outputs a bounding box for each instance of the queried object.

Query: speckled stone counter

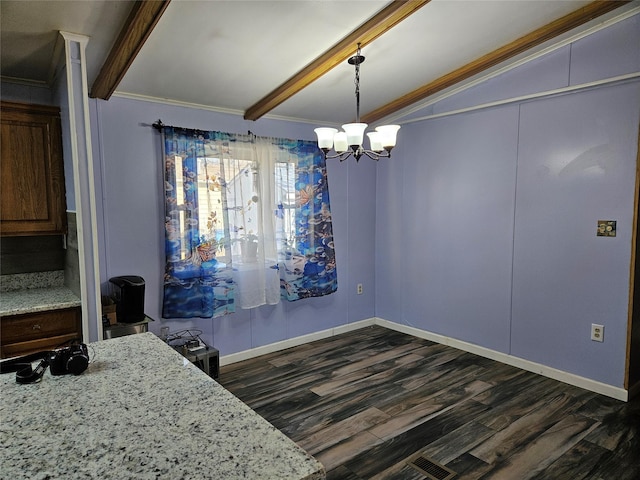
[1,271,66,292]
[0,333,325,480]
[0,286,81,316]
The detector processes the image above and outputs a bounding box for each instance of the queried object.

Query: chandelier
[315,43,400,162]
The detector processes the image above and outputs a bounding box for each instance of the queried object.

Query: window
[161,127,338,318]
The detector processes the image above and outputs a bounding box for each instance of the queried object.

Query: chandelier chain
[354,44,361,123]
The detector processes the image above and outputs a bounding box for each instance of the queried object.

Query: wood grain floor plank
[379,365,488,417]
[253,389,323,431]
[299,407,390,454]
[228,372,327,410]
[446,452,493,479]
[270,327,410,366]
[477,414,599,480]
[340,342,430,364]
[267,327,390,368]
[576,392,628,421]
[472,375,566,431]
[345,399,491,478]
[310,352,425,396]
[309,358,445,405]
[325,465,364,480]
[219,325,640,479]
[369,380,493,441]
[270,382,411,438]
[471,392,582,464]
[582,395,640,451]
[587,455,640,480]
[275,389,405,442]
[314,430,384,471]
[418,420,495,465]
[472,369,549,407]
[390,350,471,392]
[530,439,611,480]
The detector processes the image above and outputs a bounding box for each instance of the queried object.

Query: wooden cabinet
[0,101,67,236]
[0,307,82,358]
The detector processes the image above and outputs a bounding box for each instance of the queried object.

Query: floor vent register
[406,452,457,480]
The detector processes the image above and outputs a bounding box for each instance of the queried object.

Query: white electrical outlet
[357,283,363,295]
[591,324,604,342]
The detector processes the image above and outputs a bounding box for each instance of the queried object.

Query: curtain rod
[151,119,254,136]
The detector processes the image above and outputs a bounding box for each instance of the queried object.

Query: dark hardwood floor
[219,326,640,479]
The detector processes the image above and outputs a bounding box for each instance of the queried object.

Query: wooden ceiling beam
[244,0,431,121]
[90,0,171,100]
[362,0,631,125]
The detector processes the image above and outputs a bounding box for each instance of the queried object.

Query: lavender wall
[376,14,640,388]
[511,83,639,386]
[376,106,519,354]
[92,97,375,355]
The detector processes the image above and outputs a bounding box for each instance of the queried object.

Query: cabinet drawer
[1,308,81,345]
[1,334,81,359]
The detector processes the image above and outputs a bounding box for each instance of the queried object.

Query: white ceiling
[0,0,133,86]
[1,0,637,126]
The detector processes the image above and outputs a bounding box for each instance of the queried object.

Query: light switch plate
[597,220,616,237]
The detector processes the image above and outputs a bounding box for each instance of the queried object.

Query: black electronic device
[109,275,146,323]
[49,344,90,376]
[0,343,89,383]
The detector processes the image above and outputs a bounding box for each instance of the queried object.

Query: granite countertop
[0,332,325,480]
[0,286,81,316]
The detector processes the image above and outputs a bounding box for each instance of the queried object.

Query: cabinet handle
[32,324,41,330]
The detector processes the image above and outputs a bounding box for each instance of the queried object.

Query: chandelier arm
[362,150,390,161]
[322,149,389,162]
[361,151,378,161]
[324,151,354,162]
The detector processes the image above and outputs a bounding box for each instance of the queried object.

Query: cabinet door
[0,101,67,236]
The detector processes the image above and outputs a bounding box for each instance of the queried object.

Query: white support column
[59,32,103,342]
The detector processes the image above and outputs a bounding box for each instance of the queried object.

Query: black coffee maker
[109,276,145,323]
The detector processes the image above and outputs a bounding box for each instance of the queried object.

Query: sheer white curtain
[211,136,276,308]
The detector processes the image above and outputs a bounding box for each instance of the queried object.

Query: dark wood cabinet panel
[0,101,67,236]
[0,307,82,358]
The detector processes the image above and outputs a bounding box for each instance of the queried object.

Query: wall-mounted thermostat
[597,220,616,237]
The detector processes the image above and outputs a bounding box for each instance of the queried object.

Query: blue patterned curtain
[161,127,337,319]
[270,138,338,301]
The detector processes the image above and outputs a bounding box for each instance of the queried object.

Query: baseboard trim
[219,318,376,366]
[375,318,628,402]
[219,316,628,401]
